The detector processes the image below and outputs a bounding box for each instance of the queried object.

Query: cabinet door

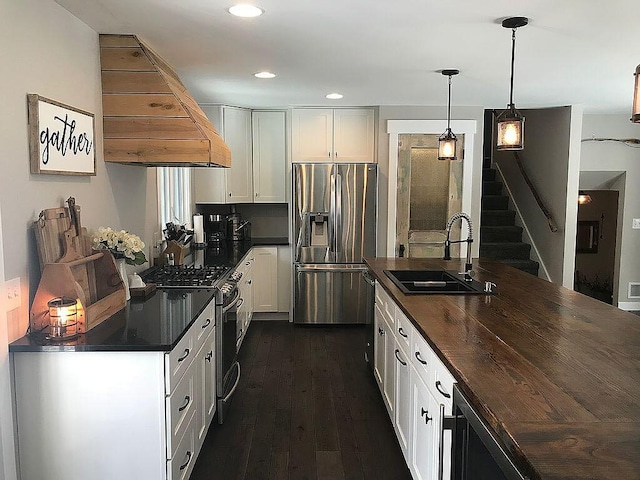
[411,370,437,480]
[197,331,216,448]
[382,318,395,420]
[252,111,286,202]
[292,108,334,162]
[373,304,385,390]
[333,108,375,163]
[252,246,278,312]
[194,105,226,203]
[224,107,253,202]
[394,340,412,462]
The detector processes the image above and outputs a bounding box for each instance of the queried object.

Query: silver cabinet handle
[398,327,408,338]
[201,318,211,329]
[178,395,190,412]
[415,351,428,365]
[205,351,213,362]
[394,349,407,366]
[378,328,384,335]
[435,380,451,399]
[177,349,190,363]
[179,451,192,471]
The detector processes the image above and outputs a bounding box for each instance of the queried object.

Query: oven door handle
[222,290,241,313]
[221,361,241,403]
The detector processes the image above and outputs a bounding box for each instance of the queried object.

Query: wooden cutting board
[34,207,71,269]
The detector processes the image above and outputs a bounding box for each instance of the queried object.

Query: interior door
[396,134,464,258]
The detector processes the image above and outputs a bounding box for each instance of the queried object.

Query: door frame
[386,120,477,257]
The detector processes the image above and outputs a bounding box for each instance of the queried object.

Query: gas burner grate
[140,264,230,288]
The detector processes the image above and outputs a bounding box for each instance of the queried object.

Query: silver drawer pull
[205,351,213,362]
[201,318,211,328]
[415,351,428,365]
[177,349,190,363]
[179,451,192,471]
[435,380,451,399]
[178,395,191,412]
[398,327,408,338]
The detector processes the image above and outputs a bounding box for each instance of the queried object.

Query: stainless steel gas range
[140,264,241,424]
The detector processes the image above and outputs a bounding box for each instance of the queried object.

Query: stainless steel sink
[383,270,489,295]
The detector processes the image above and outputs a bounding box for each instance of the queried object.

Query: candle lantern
[47,297,78,340]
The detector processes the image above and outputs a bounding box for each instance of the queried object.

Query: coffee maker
[204,214,227,245]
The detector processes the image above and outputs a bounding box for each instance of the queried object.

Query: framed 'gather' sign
[28,94,96,175]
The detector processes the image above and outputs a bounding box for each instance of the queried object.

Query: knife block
[30,251,127,334]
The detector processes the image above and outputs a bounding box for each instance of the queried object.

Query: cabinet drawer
[375,284,394,329]
[194,302,216,354]
[167,409,197,480]
[166,328,195,394]
[166,363,196,455]
[411,332,433,387]
[395,308,412,354]
[432,355,455,413]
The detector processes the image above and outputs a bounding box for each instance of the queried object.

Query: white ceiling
[54,0,639,114]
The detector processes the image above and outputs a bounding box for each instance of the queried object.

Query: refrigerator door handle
[335,172,342,258]
[330,173,336,256]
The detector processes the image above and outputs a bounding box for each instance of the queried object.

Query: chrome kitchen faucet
[444,212,474,281]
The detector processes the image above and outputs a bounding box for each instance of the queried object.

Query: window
[157,167,191,227]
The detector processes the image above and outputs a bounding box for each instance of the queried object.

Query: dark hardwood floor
[191,321,412,480]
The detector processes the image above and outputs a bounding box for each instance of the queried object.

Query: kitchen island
[365,257,640,480]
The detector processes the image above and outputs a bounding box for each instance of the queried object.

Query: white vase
[116,258,130,301]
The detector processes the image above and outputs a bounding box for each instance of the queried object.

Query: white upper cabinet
[252,111,286,203]
[292,108,375,163]
[195,106,287,204]
[224,106,253,203]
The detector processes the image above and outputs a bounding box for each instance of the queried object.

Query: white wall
[494,106,582,287]
[580,114,640,308]
[376,105,485,257]
[0,0,157,342]
[0,1,159,476]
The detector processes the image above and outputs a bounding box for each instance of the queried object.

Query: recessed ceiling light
[254,71,276,79]
[228,4,264,17]
[326,93,343,100]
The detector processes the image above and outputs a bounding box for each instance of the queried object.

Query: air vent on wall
[628,283,640,299]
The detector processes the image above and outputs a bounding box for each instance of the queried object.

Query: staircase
[480,168,540,276]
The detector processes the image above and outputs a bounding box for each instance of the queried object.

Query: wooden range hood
[99,34,231,167]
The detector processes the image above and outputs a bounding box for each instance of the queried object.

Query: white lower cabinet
[374,283,454,480]
[394,339,412,462]
[252,246,278,312]
[12,301,217,480]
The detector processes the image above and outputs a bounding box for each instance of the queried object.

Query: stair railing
[512,151,558,233]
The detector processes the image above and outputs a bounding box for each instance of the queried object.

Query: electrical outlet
[633,218,640,230]
[5,277,21,311]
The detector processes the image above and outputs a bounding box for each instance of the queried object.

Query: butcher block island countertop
[364,257,640,480]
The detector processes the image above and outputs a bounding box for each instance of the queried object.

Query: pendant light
[438,69,460,161]
[578,191,592,205]
[496,17,528,151]
[633,64,640,123]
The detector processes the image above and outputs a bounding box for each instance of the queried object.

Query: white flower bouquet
[92,227,147,266]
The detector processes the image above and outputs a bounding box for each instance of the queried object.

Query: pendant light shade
[578,191,592,205]
[633,64,640,123]
[438,69,460,161]
[496,17,528,151]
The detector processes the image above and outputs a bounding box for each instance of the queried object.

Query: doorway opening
[574,189,619,304]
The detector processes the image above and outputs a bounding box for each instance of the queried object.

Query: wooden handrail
[512,151,558,232]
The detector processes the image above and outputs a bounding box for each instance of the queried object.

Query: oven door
[216,288,241,424]
[451,385,526,480]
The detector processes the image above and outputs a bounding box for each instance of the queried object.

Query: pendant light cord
[447,74,452,130]
[509,28,517,110]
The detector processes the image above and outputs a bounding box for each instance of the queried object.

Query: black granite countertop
[9,289,216,353]
[9,238,288,354]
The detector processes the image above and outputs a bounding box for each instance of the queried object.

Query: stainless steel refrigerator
[293,163,377,324]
